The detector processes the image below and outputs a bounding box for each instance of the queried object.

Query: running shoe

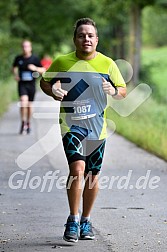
[63,220,79,242]
[26,123,31,134]
[19,121,27,135]
[27,126,31,134]
[80,220,95,240]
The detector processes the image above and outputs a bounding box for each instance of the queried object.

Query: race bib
[21,71,33,81]
[71,98,96,120]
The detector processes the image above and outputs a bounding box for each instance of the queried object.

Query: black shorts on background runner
[18,82,36,101]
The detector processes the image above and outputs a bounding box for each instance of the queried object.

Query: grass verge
[0,78,18,117]
[107,46,167,161]
[107,97,167,161]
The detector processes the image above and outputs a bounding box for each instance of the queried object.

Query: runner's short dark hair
[73,18,98,38]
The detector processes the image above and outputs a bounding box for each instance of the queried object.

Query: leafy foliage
[0,0,167,81]
[142,6,167,46]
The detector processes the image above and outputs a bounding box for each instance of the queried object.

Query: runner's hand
[102,77,117,96]
[52,80,68,101]
[28,64,37,71]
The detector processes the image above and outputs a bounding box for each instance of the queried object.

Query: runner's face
[22,41,32,55]
[74,25,98,56]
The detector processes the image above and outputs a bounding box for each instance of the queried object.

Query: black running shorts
[62,132,106,175]
[18,81,36,101]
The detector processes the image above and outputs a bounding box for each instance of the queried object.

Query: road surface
[0,91,167,252]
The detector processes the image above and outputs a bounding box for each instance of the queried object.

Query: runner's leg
[82,173,99,217]
[19,95,28,134]
[82,139,106,217]
[67,160,85,215]
[26,84,35,133]
[20,95,29,122]
[63,132,86,215]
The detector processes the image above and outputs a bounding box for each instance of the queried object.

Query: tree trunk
[129,4,142,85]
[112,24,126,60]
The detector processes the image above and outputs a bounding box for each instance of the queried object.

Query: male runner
[40,18,126,242]
[13,40,45,134]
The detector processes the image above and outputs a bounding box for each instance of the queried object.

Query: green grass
[0,78,18,117]
[141,46,167,103]
[0,78,41,117]
[108,46,167,161]
[107,99,167,160]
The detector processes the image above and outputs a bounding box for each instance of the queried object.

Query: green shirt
[44,51,126,140]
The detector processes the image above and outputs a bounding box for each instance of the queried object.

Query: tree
[142,6,167,46]
[128,0,167,84]
[128,3,142,84]
[103,0,159,84]
[128,0,157,84]
[1,0,165,83]
[0,0,20,80]
[10,0,108,54]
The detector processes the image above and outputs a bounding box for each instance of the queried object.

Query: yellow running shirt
[44,51,126,140]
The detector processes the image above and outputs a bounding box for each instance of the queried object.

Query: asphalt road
[0,91,167,252]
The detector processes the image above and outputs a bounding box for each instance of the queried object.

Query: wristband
[112,87,118,96]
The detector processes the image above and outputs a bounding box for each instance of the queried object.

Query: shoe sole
[63,235,78,243]
[80,235,95,240]
[19,130,27,135]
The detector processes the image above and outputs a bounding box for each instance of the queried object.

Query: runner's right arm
[12,66,20,81]
[40,78,67,101]
[40,77,54,97]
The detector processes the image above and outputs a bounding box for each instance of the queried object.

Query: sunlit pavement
[0,91,167,252]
